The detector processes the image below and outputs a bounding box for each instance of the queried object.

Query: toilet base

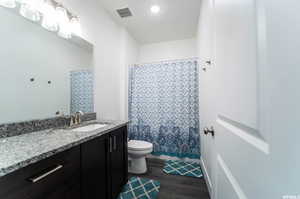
[128,156,147,174]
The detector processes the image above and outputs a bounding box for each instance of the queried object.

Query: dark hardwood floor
[129,158,210,199]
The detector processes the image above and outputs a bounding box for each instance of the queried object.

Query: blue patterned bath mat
[163,160,203,178]
[118,177,160,199]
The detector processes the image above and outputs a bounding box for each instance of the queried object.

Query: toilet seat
[128,140,153,151]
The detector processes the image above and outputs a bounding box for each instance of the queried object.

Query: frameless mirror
[0,6,94,125]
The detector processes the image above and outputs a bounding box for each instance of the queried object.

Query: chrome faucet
[69,115,76,127]
[69,111,83,127]
[75,111,84,125]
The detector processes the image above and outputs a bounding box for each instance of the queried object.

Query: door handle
[204,127,215,137]
[28,165,63,183]
[113,136,117,151]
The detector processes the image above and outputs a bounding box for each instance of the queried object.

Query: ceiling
[98,0,201,44]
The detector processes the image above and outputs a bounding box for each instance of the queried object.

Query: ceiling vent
[116,8,133,18]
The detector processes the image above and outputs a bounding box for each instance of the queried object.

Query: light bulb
[41,0,57,32]
[56,6,71,39]
[0,0,16,8]
[19,0,43,22]
[70,17,82,37]
[150,5,160,14]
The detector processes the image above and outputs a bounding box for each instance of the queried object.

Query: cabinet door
[110,127,128,199]
[0,147,80,199]
[81,135,109,199]
[45,180,80,199]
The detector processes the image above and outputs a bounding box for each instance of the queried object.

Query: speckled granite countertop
[0,120,128,178]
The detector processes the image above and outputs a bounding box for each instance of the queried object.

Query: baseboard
[148,154,201,163]
[200,158,213,198]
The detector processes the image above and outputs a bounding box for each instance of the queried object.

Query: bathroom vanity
[0,121,128,199]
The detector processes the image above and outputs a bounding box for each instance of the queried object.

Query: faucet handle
[74,111,83,124]
[69,115,76,127]
[76,111,83,115]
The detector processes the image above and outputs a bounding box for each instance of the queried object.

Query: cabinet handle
[28,165,63,183]
[113,136,117,151]
[109,137,113,153]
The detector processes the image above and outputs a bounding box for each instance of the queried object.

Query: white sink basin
[72,124,107,132]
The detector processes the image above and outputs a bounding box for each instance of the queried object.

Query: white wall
[196,0,215,196]
[60,0,140,120]
[138,38,197,63]
[120,30,140,120]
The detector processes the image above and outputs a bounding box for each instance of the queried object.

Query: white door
[198,0,300,198]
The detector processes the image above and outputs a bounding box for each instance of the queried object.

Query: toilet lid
[128,140,153,151]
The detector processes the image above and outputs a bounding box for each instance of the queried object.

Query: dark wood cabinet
[81,126,128,199]
[45,179,81,199]
[109,127,128,199]
[0,146,81,199]
[81,134,109,199]
[0,125,128,199]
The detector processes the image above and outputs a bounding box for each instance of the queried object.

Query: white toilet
[128,140,153,174]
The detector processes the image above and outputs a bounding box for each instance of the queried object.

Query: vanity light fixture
[1,0,81,40]
[56,6,72,39]
[0,0,16,8]
[41,0,58,32]
[19,0,43,22]
[70,16,82,37]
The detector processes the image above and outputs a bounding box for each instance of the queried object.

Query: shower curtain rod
[133,57,199,66]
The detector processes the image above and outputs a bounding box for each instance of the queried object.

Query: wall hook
[206,60,212,65]
[204,126,215,137]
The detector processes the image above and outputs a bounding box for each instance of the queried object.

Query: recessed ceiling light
[150,5,160,14]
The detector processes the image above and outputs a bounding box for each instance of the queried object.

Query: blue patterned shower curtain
[128,58,200,159]
[70,69,94,114]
